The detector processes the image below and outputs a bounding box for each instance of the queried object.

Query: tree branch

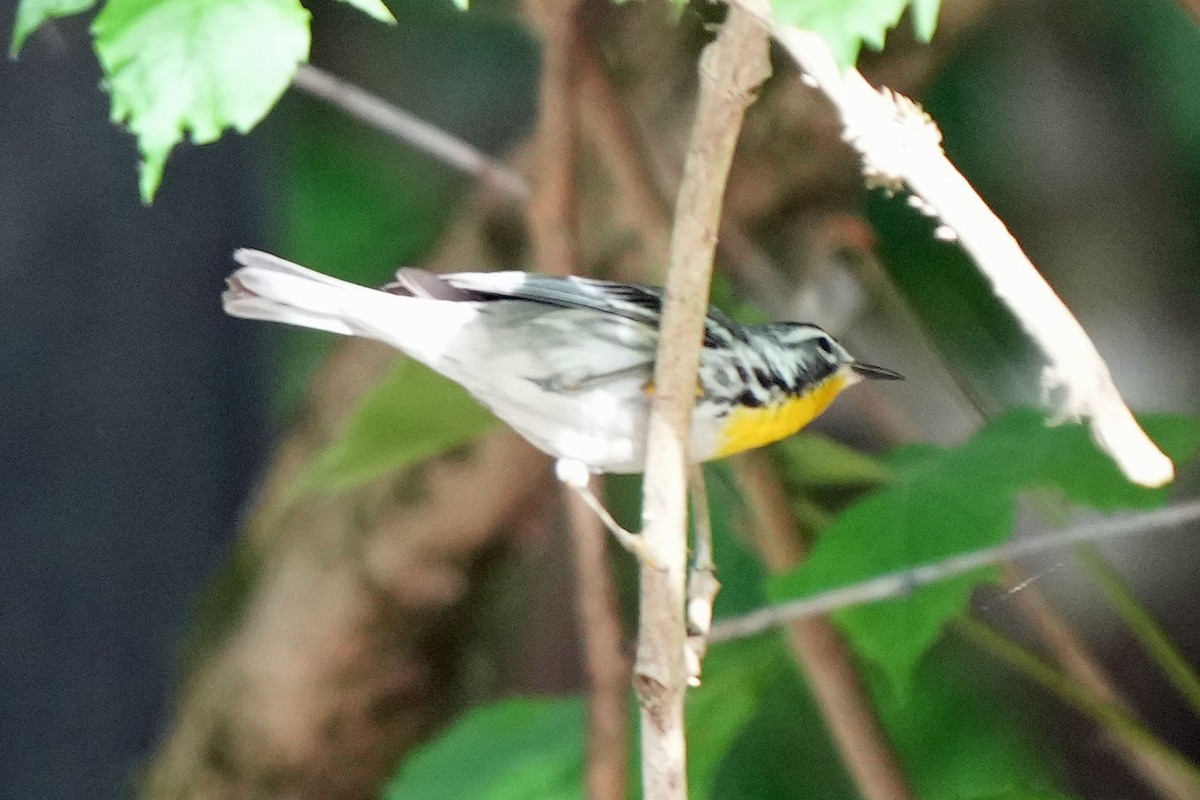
[635,7,770,798]
[520,3,630,796]
[709,498,1200,643]
[291,64,530,200]
[732,17,1173,488]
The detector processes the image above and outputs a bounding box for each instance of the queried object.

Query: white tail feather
[223,249,478,368]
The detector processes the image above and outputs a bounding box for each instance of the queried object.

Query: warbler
[223,249,902,476]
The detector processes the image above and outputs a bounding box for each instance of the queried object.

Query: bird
[223,249,902,553]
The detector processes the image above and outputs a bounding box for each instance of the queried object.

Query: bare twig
[635,7,771,797]
[709,498,1200,643]
[519,3,630,797]
[576,40,672,274]
[1175,0,1200,25]
[522,0,582,273]
[736,453,915,800]
[1007,564,1200,800]
[565,479,632,800]
[733,19,1173,488]
[291,64,530,200]
[578,40,911,797]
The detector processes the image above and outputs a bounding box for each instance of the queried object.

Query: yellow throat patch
[713,372,850,459]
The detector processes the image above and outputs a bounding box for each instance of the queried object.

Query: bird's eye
[817,336,835,355]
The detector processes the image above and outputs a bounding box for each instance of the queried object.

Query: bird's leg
[555,459,657,567]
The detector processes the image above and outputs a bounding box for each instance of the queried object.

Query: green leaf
[300,357,497,492]
[10,0,96,57]
[910,0,940,41]
[450,0,468,9]
[705,637,1073,800]
[769,409,1200,698]
[875,639,1075,800]
[91,0,310,201]
[334,0,395,23]
[383,697,585,800]
[771,0,942,67]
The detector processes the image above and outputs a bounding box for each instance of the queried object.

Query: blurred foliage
[373,409,1200,799]
[11,0,398,199]
[93,0,314,200]
[871,639,1073,800]
[382,632,1077,799]
[383,697,586,799]
[297,357,497,492]
[771,410,1200,697]
[771,0,940,66]
[9,0,939,198]
[682,636,795,796]
[334,0,396,23]
[874,0,1200,410]
[9,0,95,56]
[711,638,1072,800]
[772,431,892,490]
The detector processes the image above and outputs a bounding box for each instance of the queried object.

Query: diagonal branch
[291,64,530,200]
[709,498,1200,643]
[634,6,771,798]
[738,20,1173,488]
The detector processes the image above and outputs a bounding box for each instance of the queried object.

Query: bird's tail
[222,249,475,367]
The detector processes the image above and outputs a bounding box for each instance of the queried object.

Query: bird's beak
[851,362,905,381]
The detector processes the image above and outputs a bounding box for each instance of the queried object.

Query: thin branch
[731,18,1173,488]
[1074,545,1200,717]
[1175,0,1200,25]
[291,64,530,200]
[565,480,632,800]
[577,39,909,798]
[1007,564,1200,800]
[522,0,582,273]
[519,2,629,796]
[576,39,672,274]
[635,6,771,798]
[709,499,1200,643]
[575,39,789,300]
[956,618,1200,792]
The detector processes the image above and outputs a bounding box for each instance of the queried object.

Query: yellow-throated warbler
[224,249,901,479]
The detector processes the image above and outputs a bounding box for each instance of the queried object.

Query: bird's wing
[390,269,661,323]
[387,269,746,348]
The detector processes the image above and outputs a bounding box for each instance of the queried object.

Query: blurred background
[2,0,1199,797]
